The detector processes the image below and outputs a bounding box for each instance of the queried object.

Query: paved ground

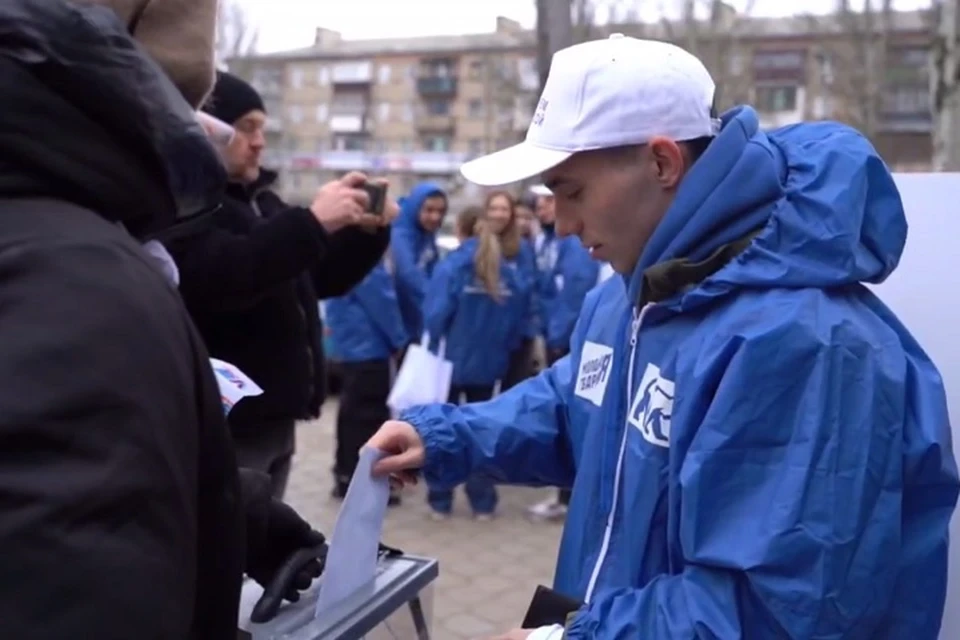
[284,399,564,639]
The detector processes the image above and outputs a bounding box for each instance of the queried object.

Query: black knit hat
[203,71,265,124]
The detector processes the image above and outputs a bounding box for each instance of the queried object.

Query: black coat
[0,1,254,638]
[166,173,389,430]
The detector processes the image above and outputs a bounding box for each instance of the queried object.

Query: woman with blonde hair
[420,194,532,519]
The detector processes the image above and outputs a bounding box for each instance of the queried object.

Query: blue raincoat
[423,238,531,387]
[325,260,407,361]
[535,228,599,350]
[391,182,446,341]
[514,238,540,339]
[401,107,959,638]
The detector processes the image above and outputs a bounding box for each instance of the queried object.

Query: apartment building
[230,10,934,206]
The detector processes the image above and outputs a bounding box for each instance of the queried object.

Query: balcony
[331,61,373,84]
[415,112,455,132]
[417,76,458,96]
[329,113,371,133]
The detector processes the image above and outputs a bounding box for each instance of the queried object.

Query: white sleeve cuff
[526,624,565,640]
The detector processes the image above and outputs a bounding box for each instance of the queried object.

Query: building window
[425,99,451,116]
[753,49,806,83]
[754,85,798,113]
[421,135,451,152]
[882,86,931,115]
[315,104,328,122]
[290,67,304,89]
[378,64,392,84]
[317,66,329,85]
[468,59,485,80]
[332,135,368,152]
[468,99,484,118]
[378,103,391,120]
[288,105,303,123]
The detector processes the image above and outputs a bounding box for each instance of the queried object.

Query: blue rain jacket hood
[401,107,959,638]
[423,238,531,387]
[325,260,407,362]
[391,182,447,341]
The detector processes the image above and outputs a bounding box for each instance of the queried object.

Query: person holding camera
[165,71,397,499]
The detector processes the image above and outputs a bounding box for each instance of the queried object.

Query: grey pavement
[284,399,564,639]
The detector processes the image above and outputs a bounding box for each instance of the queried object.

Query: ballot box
[237,555,438,640]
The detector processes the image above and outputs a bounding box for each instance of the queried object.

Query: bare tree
[813,0,893,140]
[217,0,258,67]
[655,0,756,111]
[932,0,960,170]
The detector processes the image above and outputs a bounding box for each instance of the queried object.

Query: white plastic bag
[386,332,452,414]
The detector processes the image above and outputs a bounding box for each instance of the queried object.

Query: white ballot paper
[315,446,391,616]
[209,358,263,415]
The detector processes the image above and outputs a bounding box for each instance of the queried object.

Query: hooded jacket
[391,182,447,340]
[402,108,959,638]
[423,238,532,387]
[0,1,246,638]
[535,225,599,351]
[326,259,408,362]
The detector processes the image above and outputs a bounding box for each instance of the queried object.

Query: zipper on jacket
[584,303,649,603]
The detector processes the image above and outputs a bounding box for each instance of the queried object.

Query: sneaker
[428,510,450,522]
[474,513,495,522]
[527,498,567,521]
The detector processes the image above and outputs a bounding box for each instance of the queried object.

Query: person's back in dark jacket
[0,2,244,638]
[166,71,392,498]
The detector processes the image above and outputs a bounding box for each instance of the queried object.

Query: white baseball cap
[460,35,720,187]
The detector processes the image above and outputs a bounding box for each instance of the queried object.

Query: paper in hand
[315,446,391,616]
[210,358,263,415]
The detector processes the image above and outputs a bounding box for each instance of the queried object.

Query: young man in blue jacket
[368,35,959,640]
[391,182,448,343]
[325,257,408,504]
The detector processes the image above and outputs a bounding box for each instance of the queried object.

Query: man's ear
[647,136,685,189]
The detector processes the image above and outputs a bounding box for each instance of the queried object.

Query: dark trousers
[335,359,392,485]
[427,384,499,515]
[233,418,296,500]
[503,337,536,391]
[548,347,572,506]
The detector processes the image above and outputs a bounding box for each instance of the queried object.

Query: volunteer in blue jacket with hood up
[391,182,448,342]
[369,36,959,640]
[325,257,408,503]
[421,193,532,518]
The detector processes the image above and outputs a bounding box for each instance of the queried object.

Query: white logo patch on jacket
[575,341,614,407]
[628,363,675,448]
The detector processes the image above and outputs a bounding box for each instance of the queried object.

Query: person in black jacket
[0,1,324,638]
[166,72,395,499]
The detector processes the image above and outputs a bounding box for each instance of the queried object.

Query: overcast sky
[240,0,931,54]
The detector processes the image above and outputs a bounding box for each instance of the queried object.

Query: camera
[360,182,387,215]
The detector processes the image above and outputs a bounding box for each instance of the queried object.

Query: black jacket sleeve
[0,231,211,638]
[312,225,390,299]
[168,207,331,312]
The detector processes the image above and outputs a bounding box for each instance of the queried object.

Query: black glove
[240,468,326,603]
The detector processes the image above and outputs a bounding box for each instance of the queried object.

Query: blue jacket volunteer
[394,36,959,640]
[535,225,597,353]
[391,182,448,341]
[424,238,530,387]
[515,237,540,340]
[326,259,408,499]
[326,261,408,363]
